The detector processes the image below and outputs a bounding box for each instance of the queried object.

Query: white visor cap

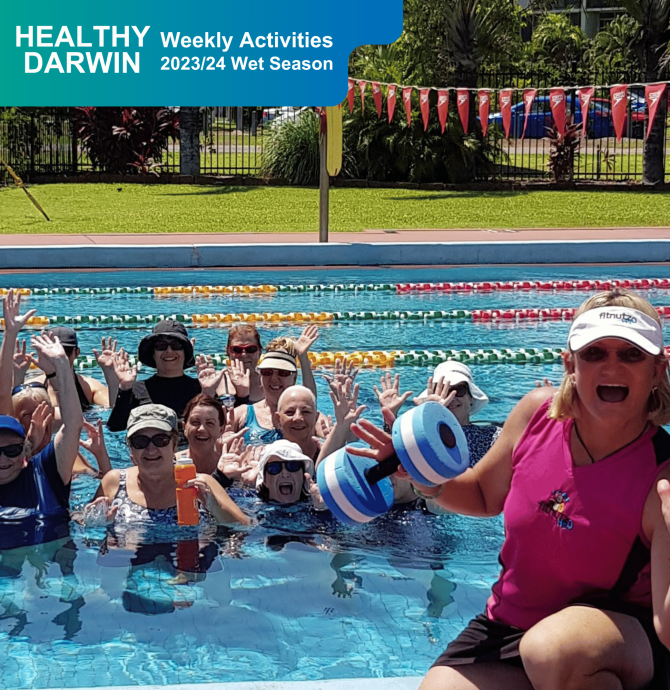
[568,306,663,356]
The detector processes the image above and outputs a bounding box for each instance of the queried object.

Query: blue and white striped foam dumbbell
[317,402,469,525]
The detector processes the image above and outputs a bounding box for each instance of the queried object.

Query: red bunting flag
[438,90,449,133]
[372,82,383,119]
[358,80,367,113]
[347,79,355,112]
[388,84,397,123]
[457,89,470,134]
[549,88,566,137]
[521,89,537,140]
[645,83,667,140]
[403,87,413,126]
[479,90,491,137]
[420,89,431,131]
[577,87,594,138]
[610,84,628,142]
[499,89,513,139]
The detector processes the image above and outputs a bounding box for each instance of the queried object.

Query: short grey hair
[277,385,316,411]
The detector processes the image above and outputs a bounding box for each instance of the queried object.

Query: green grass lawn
[2,183,670,234]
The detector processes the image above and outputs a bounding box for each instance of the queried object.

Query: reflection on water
[0,497,503,688]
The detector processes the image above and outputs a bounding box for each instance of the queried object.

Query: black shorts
[433,602,670,689]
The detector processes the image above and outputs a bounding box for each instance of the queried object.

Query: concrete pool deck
[0,227,669,269]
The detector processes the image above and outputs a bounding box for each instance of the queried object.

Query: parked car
[488,95,644,139]
[262,106,309,125]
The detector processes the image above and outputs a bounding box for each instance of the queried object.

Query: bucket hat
[138,320,195,369]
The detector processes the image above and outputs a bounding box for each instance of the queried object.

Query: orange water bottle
[174,458,199,526]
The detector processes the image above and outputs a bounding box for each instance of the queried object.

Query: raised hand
[315,413,334,439]
[374,372,413,416]
[92,337,119,374]
[347,407,402,471]
[305,473,327,510]
[31,331,67,373]
[26,400,53,452]
[535,378,554,388]
[113,348,137,390]
[196,354,225,396]
[2,289,36,336]
[227,358,250,398]
[217,434,249,482]
[416,376,457,407]
[332,357,359,386]
[330,379,366,427]
[81,496,118,527]
[294,324,319,357]
[79,419,111,475]
[13,339,36,385]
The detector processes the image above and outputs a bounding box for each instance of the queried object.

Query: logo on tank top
[537,489,573,530]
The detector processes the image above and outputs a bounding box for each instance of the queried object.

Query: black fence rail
[2,76,668,184]
[473,69,667,182]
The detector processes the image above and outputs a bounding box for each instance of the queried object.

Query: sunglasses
[229,345,260,355]
[259,368,294,378]
[12,381,47,396]
[129,433,173,450]
[577,346,647,364]
[265,460,304,475]
[154,339,185,351]
[434,382,469,397]
[0,443,24,458]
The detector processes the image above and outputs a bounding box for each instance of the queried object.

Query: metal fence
[474,69,667,182]
[2,75,668,183]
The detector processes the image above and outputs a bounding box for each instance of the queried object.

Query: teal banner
[0,1,403,105]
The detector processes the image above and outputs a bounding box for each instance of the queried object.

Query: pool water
[0,263,668,688]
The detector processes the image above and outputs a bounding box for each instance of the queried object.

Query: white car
[262,106,311,126]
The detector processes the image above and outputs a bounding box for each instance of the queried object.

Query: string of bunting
[347,77,669,142]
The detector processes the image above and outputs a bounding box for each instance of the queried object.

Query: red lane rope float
[395,278,670,293]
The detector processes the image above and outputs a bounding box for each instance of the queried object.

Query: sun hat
[137,320,195,369]
[126,404,178,439]
[418,360,489,415]
[568,306,663,356]
[256,351,298,373]
[0,415,26,440]
[256,440,314,493]
[47,326,78,348]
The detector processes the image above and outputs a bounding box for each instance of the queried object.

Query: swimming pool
[1,264,669,689]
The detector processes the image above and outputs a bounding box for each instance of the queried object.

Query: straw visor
[568,307,664,356]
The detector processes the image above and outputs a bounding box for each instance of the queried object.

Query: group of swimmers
[2,285,670,689]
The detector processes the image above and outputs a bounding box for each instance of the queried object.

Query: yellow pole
[0,156,50,221]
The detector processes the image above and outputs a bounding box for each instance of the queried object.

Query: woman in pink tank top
[350,289,670,690]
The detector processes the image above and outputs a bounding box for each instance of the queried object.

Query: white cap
[256,440,314,492]
[418,360,489,416]
[568,306,663,355]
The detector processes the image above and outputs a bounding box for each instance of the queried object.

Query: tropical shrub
[73,107,179,175]
[546,121,581,183]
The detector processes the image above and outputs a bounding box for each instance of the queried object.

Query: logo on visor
[599,311,637,325]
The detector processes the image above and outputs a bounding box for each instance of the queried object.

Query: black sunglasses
[229,345,260,355]
[578,346,647,364]
[449,383,470,398]
[265,460,304,475]
[0,443,24,458]
[154,339,185,351]
[129,433,173,450]
[12,381,47,396]
[260,368,293,378]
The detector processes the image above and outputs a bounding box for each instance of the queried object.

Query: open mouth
[597,385,629,403]
[279,483,295,495]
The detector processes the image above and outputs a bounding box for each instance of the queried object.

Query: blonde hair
[548,289,670,425]
[12,386,52,410]
[266,337,297,357]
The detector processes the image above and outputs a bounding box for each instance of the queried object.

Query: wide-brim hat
[418,360,489,416]
[138,319,195,369]
[256,440,314,493]
[256,351,298,373]
[568,306,663,356]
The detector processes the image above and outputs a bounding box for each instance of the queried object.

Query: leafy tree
[617,0,670,184]
[529,13,589,72]
[585,15,642,75]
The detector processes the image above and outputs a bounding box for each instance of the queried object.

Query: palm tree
[179,107,200,177]
[618,0,670,184]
